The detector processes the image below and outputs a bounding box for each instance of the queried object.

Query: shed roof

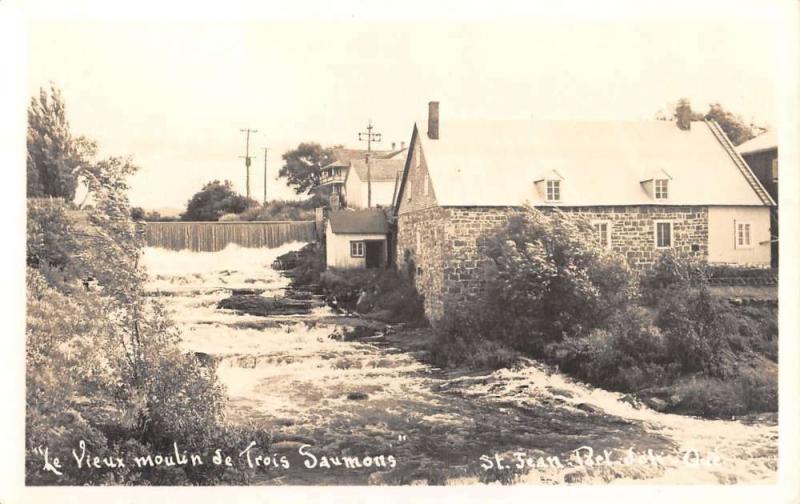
[328,209,388,234]
[410,118,772,207]
[736,130,777,155]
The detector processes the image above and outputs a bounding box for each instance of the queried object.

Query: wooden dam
[143,221,316,252]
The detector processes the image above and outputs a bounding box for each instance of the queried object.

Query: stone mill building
[393,101,775,321]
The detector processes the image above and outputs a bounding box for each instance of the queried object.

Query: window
[350,241,364,257]
[655,221,673,248]
[423,174,429,196]
[415,145,421,169]
[771,158,778,182]
[736,222,752,248]
[592,221,611,249]
[654,179,669,200]
[546,180,561,202]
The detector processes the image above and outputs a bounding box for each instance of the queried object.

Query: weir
[144,221,316,252]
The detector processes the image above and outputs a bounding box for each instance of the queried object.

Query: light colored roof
[328,209,388,234]
[330,148,400,164]
[413,119,772,207]
[350,158,405,182]
[736,130,777,155]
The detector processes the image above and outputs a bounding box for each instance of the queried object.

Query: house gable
[396,125,439,216]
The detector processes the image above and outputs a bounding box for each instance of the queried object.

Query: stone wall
[556,205,709,269]
[439,207,522,314]
[398,204,710,322]
[396,206,449,319]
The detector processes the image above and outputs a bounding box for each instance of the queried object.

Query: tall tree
[27,84,97,199]
[655,99,763,146]
[278,142,336,194]
[182,180,256,221]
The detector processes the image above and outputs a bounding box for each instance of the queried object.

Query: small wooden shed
[325,209,388,269]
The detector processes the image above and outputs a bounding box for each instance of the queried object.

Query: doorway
[365,240,384,269]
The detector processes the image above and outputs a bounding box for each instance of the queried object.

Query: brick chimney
[391,142,396,150]
[401,141,405,149]
[676,98,692,131]
[428,101,439,140]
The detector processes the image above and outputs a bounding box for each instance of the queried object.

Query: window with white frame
[654,179,669,200]
[546,180,561,202]
[592,221,611,249]
[350,241,364,257]
[735,222,752,248]
[771,158,778,182]
[655,221,673,248]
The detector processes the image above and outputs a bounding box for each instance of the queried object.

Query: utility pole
[262,147,268,205]
[239,128,258,199]
[358,119,381,208]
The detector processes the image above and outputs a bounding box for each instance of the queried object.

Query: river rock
[230,288,265,296]
[347,391,369,400]
[642,396,669,412]
[217,294,312,316]
[272,251,301,270]
[575,402,604,415]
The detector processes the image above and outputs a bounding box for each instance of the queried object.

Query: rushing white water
[142,243,778,485]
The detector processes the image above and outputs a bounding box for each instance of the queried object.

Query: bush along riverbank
[273,243,427,325]
[427,207,777,420]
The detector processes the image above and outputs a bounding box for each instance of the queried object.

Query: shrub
[656,287,742,378]
[429,309,520,369]
[479,207,637,351]
[669,365,777,418]
[639,250,707,306]
[236,198,317,222]
[543,309,676,392]
[319,267,425,323]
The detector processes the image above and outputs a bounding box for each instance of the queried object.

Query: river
[142,242,778,485]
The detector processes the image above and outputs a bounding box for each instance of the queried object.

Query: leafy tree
[131,206,145,220]
[27,84,97,199]
[181,180,256,221]
[25,84,245,484]
[278,142,336,194]
[655,99,762,146]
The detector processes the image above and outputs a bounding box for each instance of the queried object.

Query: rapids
[142,243,778,485]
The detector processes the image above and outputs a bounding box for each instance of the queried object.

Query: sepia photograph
[1,0,799,501]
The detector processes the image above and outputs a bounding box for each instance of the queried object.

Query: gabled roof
[330,148,402,164]
[328,209,388,234]
[404,118,773,208]
[349,158,406,183]
[736,130,777,155]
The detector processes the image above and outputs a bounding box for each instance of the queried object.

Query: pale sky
[24,4,782,210]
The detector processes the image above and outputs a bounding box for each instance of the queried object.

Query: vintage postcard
[1,0,798,502]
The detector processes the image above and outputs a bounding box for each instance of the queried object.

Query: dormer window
[655,179,669,200]
[546,180,561,202]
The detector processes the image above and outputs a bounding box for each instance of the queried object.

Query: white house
[325,209,389,269]
[317,148,406,209]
